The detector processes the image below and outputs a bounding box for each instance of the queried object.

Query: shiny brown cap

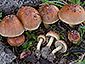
[37,34,46,43]
[39,4,59,24]
[17,6,41,30]
[0,15,24,37]
[7,34,25,46]
[55,40,67,53]
[59,4,85,25]
[46,31,60,40]
[68,30,80,44]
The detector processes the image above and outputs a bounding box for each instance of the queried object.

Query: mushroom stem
[43,23,50,29]
[69,24,74,27]
[46,37,54,47]
[28,30,32,33]
[37,38,43,50]
[52,44,63,55]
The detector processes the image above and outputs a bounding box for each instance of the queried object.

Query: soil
[0,0,85,64]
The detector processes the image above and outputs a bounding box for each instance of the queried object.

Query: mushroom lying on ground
[68,30,80,44]
[7,34,25,46]
[39,4,59,29]
[47,40,67,63]
[41,31,60,59]
[0,15,24,37]
[58,4,85,27]
[20,50,31,59]
[35,34,46,59]
[17,6,41,32]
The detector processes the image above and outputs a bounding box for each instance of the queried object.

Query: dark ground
[0,0,85,64]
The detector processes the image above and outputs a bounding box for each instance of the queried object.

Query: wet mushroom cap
[17,6,41,30]
[55,40,67,53]
[0,15,24,37]
[68,30,80,42]
[59,4,85,25]
[7,34,25,46]
[39,4,59,24]
[46,31,60,40]
[37,34,46,43]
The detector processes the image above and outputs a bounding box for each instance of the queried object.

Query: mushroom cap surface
[0,15,24,37]
[37,34,46,43]
[39,4,59,24]
[59,4,85,25]
[17,6,41,30]
[68,30,80,43]
[46,31,60,40]
[7,34,25,46]
[55,40,67,53]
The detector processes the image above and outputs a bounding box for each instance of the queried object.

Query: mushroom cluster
[0,6,42,46]
[0,2,85,64]
[35,31,68,63]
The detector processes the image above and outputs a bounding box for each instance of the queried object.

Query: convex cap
[55,40,67,53]
[59,4,85,25]
[0,15,24,37]
[39,4,59,24]
[17,6,41,30]
[7,34,25,46]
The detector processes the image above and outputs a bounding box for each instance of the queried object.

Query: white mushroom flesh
[37,38,43,50]
[46,36,54,47]
[52,44,63,55]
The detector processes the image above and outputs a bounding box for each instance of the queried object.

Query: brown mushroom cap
[37,34,46,43]
[7,34,25,46]
[17,6,41,30]
[55,40,67,53]
[59,4,85,25]
[39,4,59,24]
[68,30,80,43]
[0,15,24,37]
[46,31,60,40]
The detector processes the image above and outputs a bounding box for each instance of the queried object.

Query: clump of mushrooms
[35,34,46,59]
[17,6,41,32]
[68,30,80,44]
[0,15,25,46]
[58,4,85,27]
[39,4,59,29]
[41,31,60,59]
[47,40,67,63]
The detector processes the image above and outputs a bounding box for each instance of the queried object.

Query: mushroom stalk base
[69,24,74,27]
[46,37,54,47]
[52,45,62,55]
[37,38,43,50]
[43,23,49,29]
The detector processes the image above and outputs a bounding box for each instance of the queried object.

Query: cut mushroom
[35,34,46,59]
[17,6,41,32]
[58,4,85,27]
[41,31,60,59]
[68,30,80,44]
[7,34,25,46]
[47,40,67,63]
[0,15,24,37]
[39,4,59,29]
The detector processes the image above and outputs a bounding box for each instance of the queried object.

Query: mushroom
[17,6,41,32]
[58,4,85,27]
[39,4,59,29]
[20,50,31,59]
[7,34,25,46]
[47,40,67,63]
[0,15,24,37]
[35,34,46,59]
[41,31,60,59]
[68,30,80,44]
